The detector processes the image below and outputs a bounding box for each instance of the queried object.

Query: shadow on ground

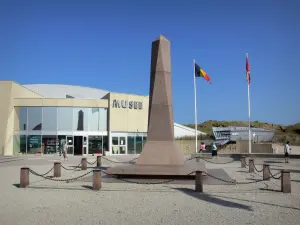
[173,187,252,211]
[210,194,300,211]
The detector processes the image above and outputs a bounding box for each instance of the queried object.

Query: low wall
[175,140,273,154]
[236,141,273,154]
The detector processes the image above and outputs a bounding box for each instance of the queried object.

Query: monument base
[106,161,206,179]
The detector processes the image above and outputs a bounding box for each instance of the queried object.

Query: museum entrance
[74,136,88,155]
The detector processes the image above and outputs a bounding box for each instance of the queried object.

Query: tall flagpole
[246,53,252,154]
[193,59,198,153]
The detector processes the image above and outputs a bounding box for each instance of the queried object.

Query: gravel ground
[0,156,300,225]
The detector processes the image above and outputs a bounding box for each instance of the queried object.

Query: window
[28,107,42,131]
[136,136,143,154]
[73,108,88,131]
[119,137,126,154]
[99,108,107,131]
[57,107,73,131]
[14,107,27,131]
[13,134,26,154]
[27,135,42,154]
[42,107,57,131]
[88,136,102,154]
[127,136,135,154]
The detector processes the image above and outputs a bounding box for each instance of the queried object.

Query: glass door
[119,137,127,154]
[66,136,74,155]
[83,136,88,155]
[111,136,127,155]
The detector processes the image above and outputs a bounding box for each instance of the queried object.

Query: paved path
[0,155,300,225]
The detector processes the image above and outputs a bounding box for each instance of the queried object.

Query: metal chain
[101,170,197,184]
[61,162,82,171]
[204,172,265,185]
[254,164,264,173]
[101,156,138,164]
[87,160,97,165]
[267,167,282,180]
[40,166,54,176]
[29,168,93,182]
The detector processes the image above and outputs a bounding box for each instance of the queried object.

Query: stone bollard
[81,158,87,170]
[196,157,199,162]
[54,162,61,177]
[249,159,254,173]
[241,157,246,168]
[93,170,102,190]
[281,170,291,193]
[20,167,29,188]
[263,164,270,181]
[97,155,102,168]
[195,171,203,192]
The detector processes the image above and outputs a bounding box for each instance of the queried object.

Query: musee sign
[112,99,143,110]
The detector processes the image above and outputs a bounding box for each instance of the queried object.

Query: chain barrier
[190,156,236,164]
[254,164,264,173]
[101,156,139,164]
[203,172,265,185]
[101,170,199,184]
[39,166,54,176]
[29,168,93,182]
[61,162,82,171]
[267,167,282,180]
[87,160,97,165]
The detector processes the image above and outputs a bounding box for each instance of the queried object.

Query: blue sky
[0,0,299,125]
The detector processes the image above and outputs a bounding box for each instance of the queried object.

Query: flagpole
[246,53,252,154]
[193,59,198,153]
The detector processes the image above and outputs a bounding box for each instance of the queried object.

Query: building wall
[108,92,149,133]
[0,81,42,155]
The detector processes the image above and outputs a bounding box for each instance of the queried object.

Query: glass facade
[14,107,108,154]
[112,133,147,155]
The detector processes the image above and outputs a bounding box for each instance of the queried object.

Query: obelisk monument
[136,35,185,166]
[106,35,205,177]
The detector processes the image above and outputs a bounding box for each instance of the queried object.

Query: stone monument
[106,35,205,178]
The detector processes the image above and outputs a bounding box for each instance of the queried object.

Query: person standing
[212,142,217,158]
[284,141,291,163]
[63,141,68,162]
[200,142,206,153]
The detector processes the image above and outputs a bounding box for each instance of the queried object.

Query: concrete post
[97,155,102,168]
[241,157,246,168]
[54,162,61,177]
[281,170,291,193]
[20,167,29,188]
[195,171,203,192]
[249,159,254,173]
[196,157,199,162]
[263,164,270,181]
[81,158,87,170]
[93,170,102,190]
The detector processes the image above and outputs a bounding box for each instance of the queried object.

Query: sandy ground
[0,155,300,225]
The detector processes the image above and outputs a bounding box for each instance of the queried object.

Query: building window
[28,107,42,131]
[73,108,88,131]
[13,134,27,154]
[119,137,126,154]
[42,107,57,131]
[42,135,59,154]
[27,135,42,154]
[14,107,27,131]
[127,136,135,154]
[88,136,102,154]
[136,136,143,154]
[57,107,73,131]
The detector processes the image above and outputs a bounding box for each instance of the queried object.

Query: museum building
[0,81,205,156]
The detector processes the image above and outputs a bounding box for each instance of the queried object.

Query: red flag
[246,53,251,84]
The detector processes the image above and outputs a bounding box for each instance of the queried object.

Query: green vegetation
[183,120,300,145]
